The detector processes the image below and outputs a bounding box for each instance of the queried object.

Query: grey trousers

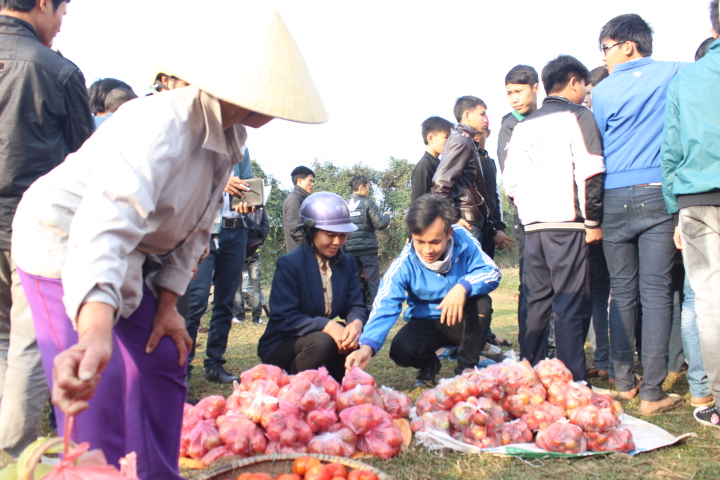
[680,206,720,406]
[0,251,49,456]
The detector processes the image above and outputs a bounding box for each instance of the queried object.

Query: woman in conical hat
[11,5,326,479]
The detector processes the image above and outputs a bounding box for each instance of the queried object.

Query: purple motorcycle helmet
[298,192,358,233]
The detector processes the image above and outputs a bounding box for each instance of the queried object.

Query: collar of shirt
[612,56,654,74]
[316,253,334,318]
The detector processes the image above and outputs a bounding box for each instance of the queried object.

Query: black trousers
[389,295,492,376]
[264,330,348,383]
[521,230,591,381]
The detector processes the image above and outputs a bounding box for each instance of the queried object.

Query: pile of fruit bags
[181,365,411,466]
[411,358,635,454]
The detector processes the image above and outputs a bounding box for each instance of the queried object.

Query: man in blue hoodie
[592,14,686,415]
[661,1,720,428]
[345,194,501,388]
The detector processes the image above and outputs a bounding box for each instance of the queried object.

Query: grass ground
[173,267,720,479]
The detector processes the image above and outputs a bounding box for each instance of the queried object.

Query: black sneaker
[205,366,239,384]
[414,358,441,389]
[694,406,720,429]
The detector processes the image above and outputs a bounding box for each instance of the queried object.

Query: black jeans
[351,253,380,308]
[389,295,492,376]
[264,330,348,383]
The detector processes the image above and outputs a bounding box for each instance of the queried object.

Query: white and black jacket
[503,96,605,233]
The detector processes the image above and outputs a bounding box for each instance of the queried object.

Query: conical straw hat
[155,4,328,124]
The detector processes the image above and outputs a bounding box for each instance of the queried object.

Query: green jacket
[661,40,720,214]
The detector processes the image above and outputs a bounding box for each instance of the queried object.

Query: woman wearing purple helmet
[258,192,369,381]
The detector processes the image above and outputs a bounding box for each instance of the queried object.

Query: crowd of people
[0,1,719,479]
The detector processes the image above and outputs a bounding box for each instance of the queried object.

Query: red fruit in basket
[347,471,380,480]
[293,456,322,476]
[305,465,333,480]
[276,475,302,480]
[325,463,347,478]
[245,474,273,480]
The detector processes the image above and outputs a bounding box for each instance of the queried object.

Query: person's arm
[411,161,430,203]
[62,70,94,153]
[267,254,334,336]
[572,108,606,244]
[454,227,502,297]
[283,195,305,247]
[431,135,469,199]
[366,198,390,231]
[661,80,683,216]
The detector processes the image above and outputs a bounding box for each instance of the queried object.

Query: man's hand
[322,320,345,351]
[674,225,683,250]
[53,302,114,416]
[345,345,374,371]
[224,177,250,197]
[199,244,210,264]
[146,289,192,367]
[457,218,472,231]
[493,230,515,251]
[585,227,602,244]
[436,284,467,326]
[339,319,364,353]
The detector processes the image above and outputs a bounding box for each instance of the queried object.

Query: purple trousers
[18,268,186,480]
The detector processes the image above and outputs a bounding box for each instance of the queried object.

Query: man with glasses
[592,14,687,415]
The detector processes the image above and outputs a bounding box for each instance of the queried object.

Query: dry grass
[40,266,716,480]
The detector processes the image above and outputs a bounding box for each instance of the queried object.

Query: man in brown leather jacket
[431,96,493,244]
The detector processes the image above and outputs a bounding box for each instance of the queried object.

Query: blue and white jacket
[358,226,501,354]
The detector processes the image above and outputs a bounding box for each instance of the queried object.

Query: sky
[54,0,713,189]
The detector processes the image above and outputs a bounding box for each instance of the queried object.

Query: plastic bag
[182,418,222,459]
[410,411,452,435]
[567,405,619,432]
[535,420,587,454]
[495,359,541,395]
[586,427,635,453]
[378,386,412,419]
[194,395,226,420]
[224,381,244,414]
[414,384,455,414]
[278,378,333,412]
[502,384,547,418]
[452,425,502,449]
[261,402,313,445]
[237,379,280,423]
[305,407,338,433]
[294,366,340,400]
[336,384,383,411]
[265,440,309,455]
[339,403,392,436]
[357,421,404,459]
[307,424,358,457]
[240,363,289,389]
[534,358,573,389]
[520,401,567,431]
[217,413,265,456]
[500,420,534,445]
[200,446,233,466]
[341,366,376,391]
[434,376,480,405]
[591,392,624,418]
[461,367,504,401]
[546,381,593,410]
[449,396,495,428]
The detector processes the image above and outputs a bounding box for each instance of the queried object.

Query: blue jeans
[589,243,611,370]
[679,268,710,399]
[602,186,675,401]
[680,206,720,406]
[186,226,247,371]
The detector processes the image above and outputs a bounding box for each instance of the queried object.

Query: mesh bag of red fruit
[448,396,494,428]
[278,378,334,412]
[240,363,289,390]
[535,419,587,454]
[336,384,384,411]
[217,412,267,456]
[192,395,226,420]
[568,404,619,432]
[500,419,534,445]
[546,381,593,410]
[534,358,574,389]
[377,386,412,419]
[435,376,481,405]
[357,420,404,459]
[502,383,547,418]
[181,418,222,459]
[519,401,567,431]
[307,423,358,457]
[305,407,339,433]
[461,367,504,401]
[452,424,502,449]
[261,402,313,446]
[236,379,281,423]
[294,366,341,400]
[342,366,377,391]
[410,410,452,435]
[585,427,635,453]
[494,359,541,395]
[339,403,393,436]
[591,392,624,418]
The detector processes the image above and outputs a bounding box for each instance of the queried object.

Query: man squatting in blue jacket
[345,194,501,388]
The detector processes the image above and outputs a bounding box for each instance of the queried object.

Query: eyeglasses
[601,41,626,53]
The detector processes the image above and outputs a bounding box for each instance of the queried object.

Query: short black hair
[406,194,457,235]
[349,175,370,192]
[1,0,68,12]
[695,37,715,61]
[542,55,589,95]
[453,96,486,123]
[421,116,454,145]
[504,65,539,86]
[291,166,314,186]
[599,14,653,57]
[104,88,138,113]
[87,78,133,115]
[588,66,609,87]
[710,0,720,36]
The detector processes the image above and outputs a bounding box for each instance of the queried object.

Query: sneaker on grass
[694,406,720,429]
